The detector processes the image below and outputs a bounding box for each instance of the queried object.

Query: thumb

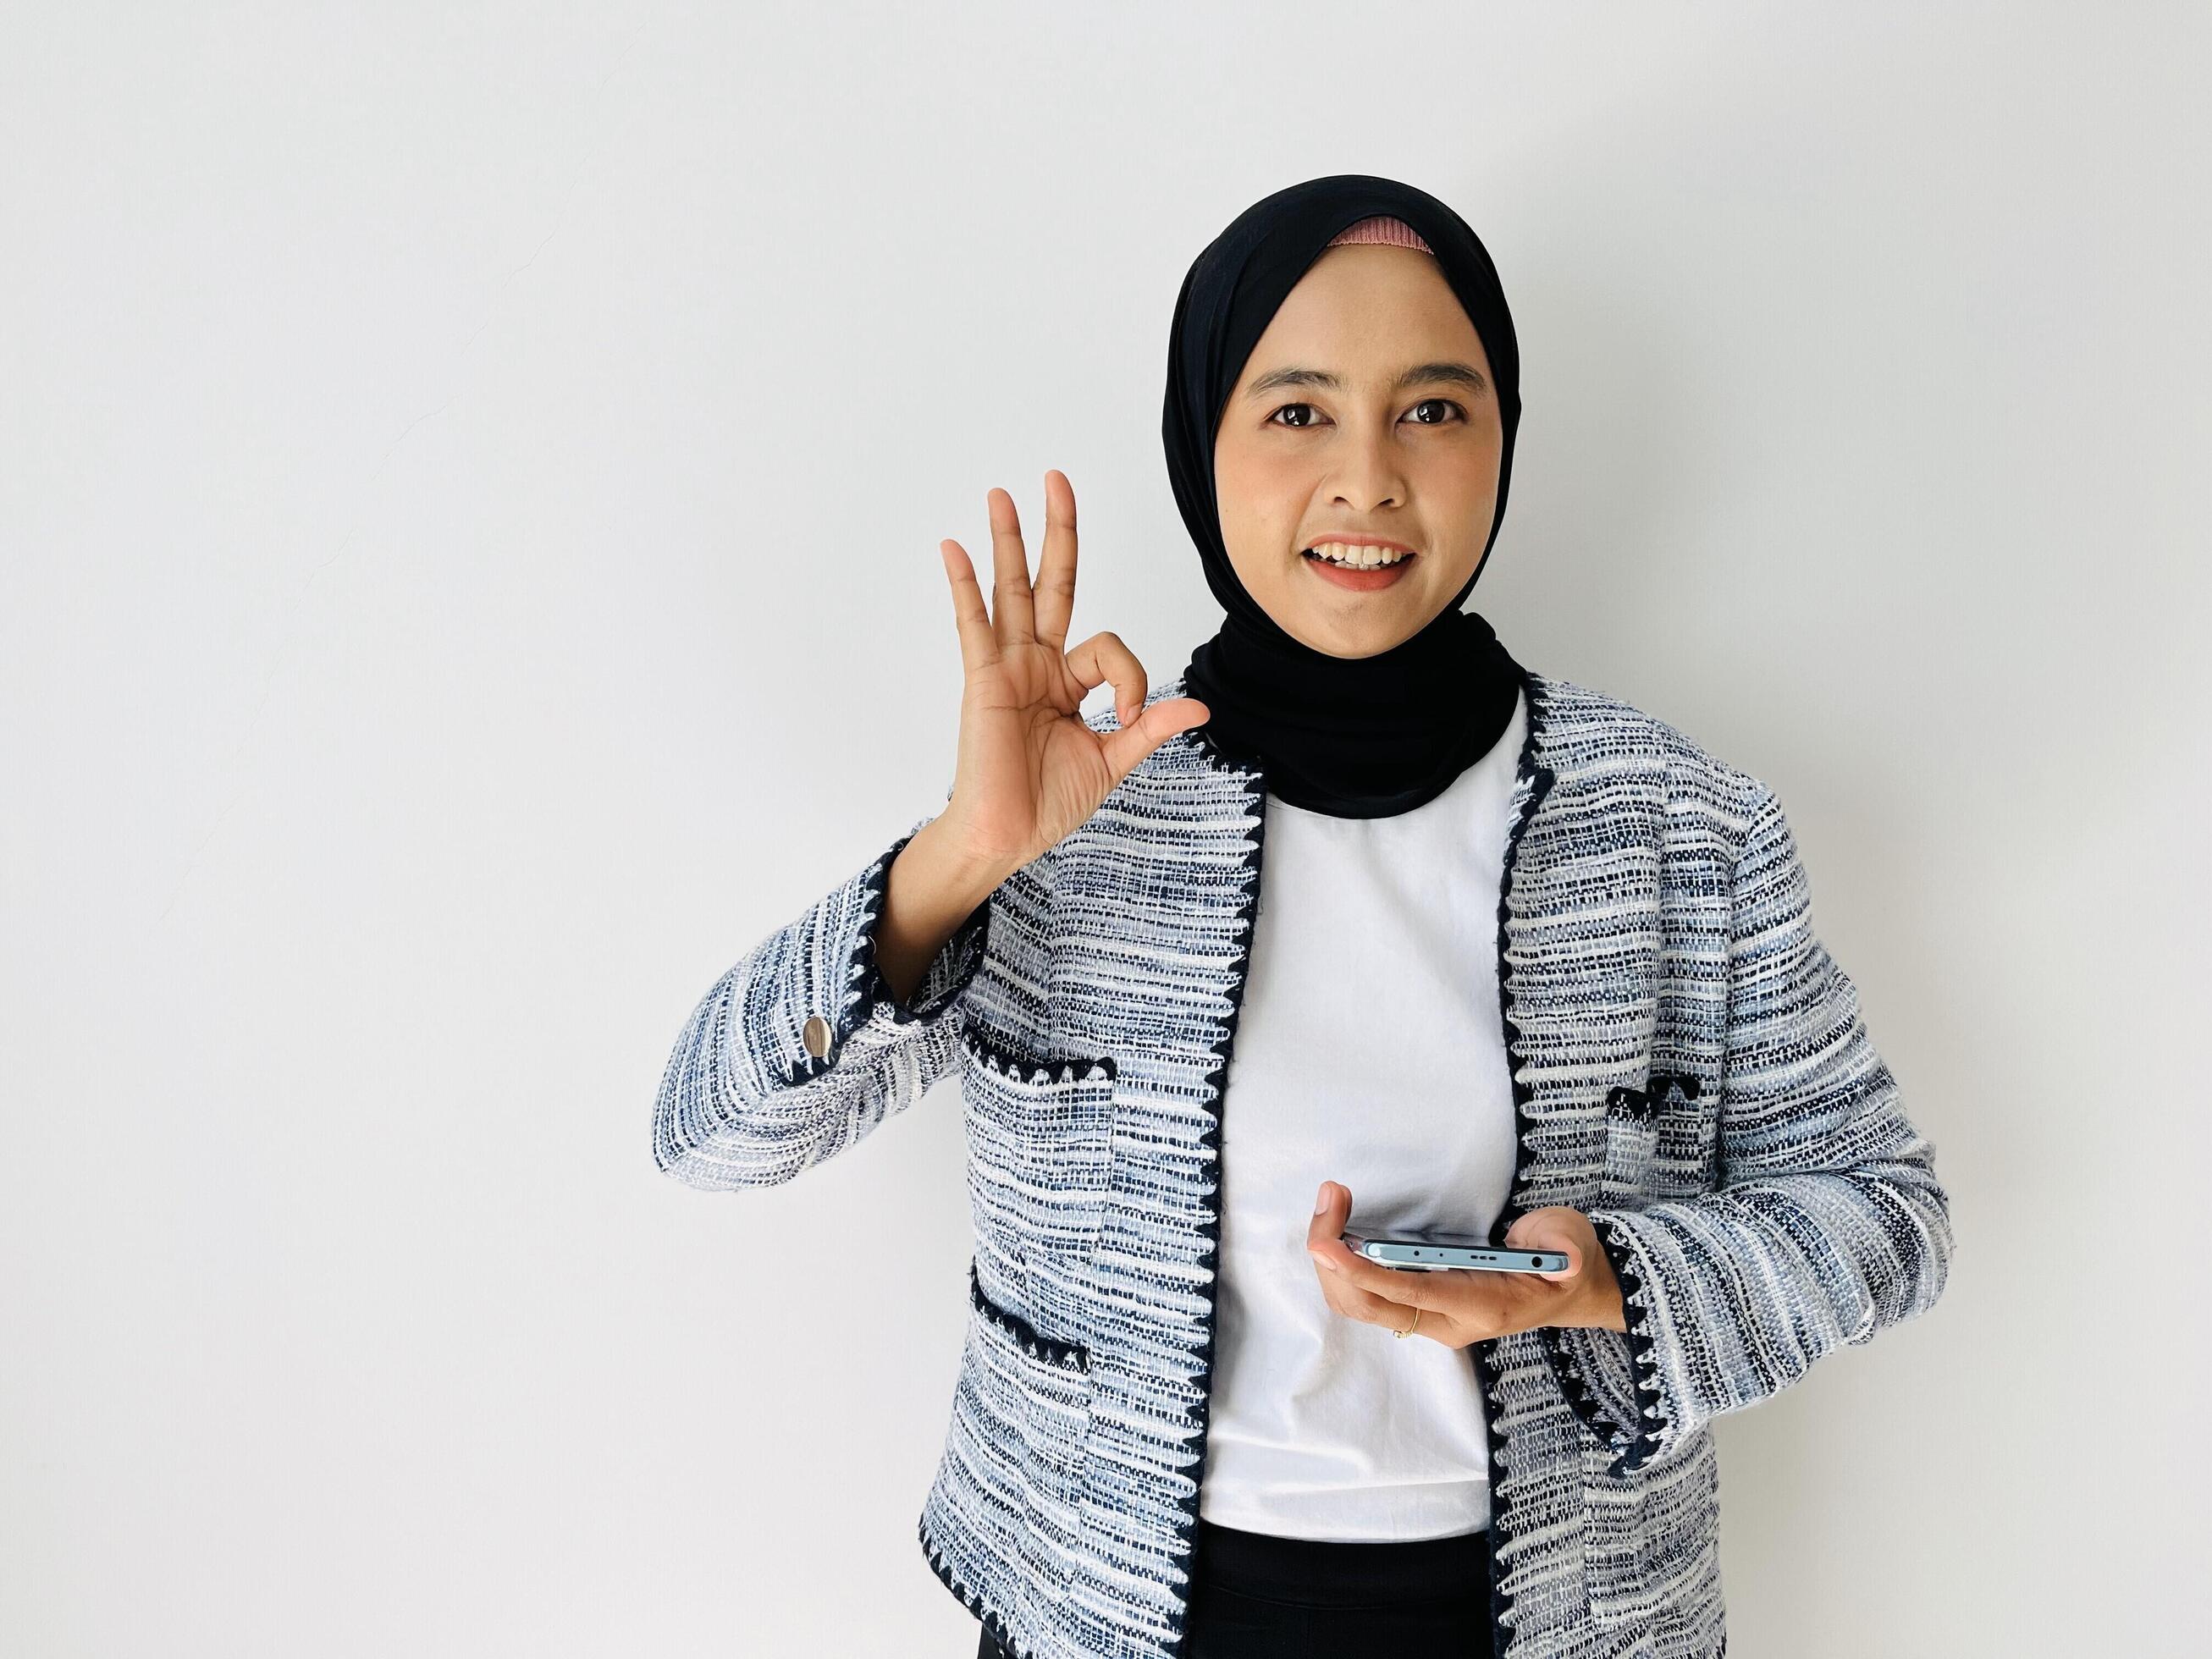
[1503,1207,1584,1282]
[1099,697,1211,782]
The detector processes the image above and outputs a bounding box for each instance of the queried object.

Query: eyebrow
[1242,361,1490,400]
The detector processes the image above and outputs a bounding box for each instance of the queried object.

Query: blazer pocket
[959,1259,1096,1601]
[957,1022,1119,1259]
[1601,1073,1714,1202]
[1600,1084,1661,1201]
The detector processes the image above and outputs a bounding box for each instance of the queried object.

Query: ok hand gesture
[933,471,1211,885]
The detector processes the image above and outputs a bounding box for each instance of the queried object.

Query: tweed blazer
[652,664,1953,1659]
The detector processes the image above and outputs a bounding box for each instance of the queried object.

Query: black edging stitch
[1586,1214,1671,1474]
[956,1021,1119,1088]
[1602,1072,1703,1124]
[1536,1304,1638,1471]
[968,1257,1091,1372]
[918,1508,1038,1659]
[1533,1233,1670,1478]
[1480,664,1554,1659]
[783,829,990,1088]
[1541,1329,1623,1456]
[1536,1218,1669,1475]
[778,832,903,1089]
[1550,1072,1691,1469]
[1161,725,1269,1659]
[1185,716,1269,779]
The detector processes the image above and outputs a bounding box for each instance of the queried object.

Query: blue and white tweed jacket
[653,664,1953,1659]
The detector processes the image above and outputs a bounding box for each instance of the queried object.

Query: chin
[1294,612,1423,660]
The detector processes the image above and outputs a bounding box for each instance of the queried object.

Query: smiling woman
[1167,183,1528,823]
[1219,322,1503,623]
[654,172,1951,1659]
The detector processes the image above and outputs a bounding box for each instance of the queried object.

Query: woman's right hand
[933,471,1210,885]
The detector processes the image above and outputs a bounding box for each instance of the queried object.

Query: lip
[1302,537,1419,592]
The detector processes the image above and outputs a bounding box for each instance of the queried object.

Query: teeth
[1307,541,1412,568]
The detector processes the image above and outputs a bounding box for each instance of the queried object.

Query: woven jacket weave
[652,664,1954,1659]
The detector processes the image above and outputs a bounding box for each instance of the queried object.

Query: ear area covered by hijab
[1165,174,1526,819]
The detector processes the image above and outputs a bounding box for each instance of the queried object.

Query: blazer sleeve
[650,809,996,1192]
[1542,783,1955,1474]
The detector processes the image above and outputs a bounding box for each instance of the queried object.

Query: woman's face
[1212,245,1503,659]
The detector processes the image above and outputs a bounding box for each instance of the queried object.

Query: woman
[653,174,1953,1659]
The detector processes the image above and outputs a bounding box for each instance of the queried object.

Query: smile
[1303,540,1418,591]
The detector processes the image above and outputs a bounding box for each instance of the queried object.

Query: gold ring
[1393,1307,1421,1339]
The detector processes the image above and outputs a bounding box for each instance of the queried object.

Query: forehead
[1237,249,1491,387]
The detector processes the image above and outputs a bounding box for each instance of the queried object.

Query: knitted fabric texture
[653,664,1953,1659]
[1326,213,1435,251]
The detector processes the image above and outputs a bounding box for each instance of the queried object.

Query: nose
[1328,417,1409,513]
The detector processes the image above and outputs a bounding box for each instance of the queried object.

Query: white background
[5,4,2207,1655]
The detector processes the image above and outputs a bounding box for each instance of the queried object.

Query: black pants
[976,1515,1492,1658]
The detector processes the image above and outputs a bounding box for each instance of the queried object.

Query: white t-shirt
[1196,686,1527,1541]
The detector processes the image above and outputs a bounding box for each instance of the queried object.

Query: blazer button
[802,1013,833,1060]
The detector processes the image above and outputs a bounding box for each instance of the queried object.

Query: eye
[1266,399,1467,430]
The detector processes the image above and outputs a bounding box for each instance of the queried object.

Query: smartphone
[1347,1227,1571,1275]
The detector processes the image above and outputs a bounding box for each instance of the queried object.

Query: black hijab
[1166,174,1525,818]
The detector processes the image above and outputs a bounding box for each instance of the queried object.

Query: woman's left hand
[1305,1182,1628,1345]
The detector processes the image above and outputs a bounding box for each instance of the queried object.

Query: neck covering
[1165,174,1525,818]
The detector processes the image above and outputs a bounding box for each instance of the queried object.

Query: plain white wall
[5,3,2206,1654]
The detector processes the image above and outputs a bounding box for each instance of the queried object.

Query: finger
[1310,1248,1352,1316]
[1030,470,1078,653]
[1310,1201,1463,1313]
[1503,1208,1584,1281]
[1327,1248,1459,1313]
[1306,1182,1371,1315]
[939,540,1001,677]
[1306,1183,1427,1312]
[1307,1238,1414,1328]
[1305,1179,1352,1254]
[1335,1276,1424,1331]
[985,487,1037,647]
[1062,631,1146,726]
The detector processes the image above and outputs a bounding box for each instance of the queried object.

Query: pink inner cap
[1326,215,1434,253]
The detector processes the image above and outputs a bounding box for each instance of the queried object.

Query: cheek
[1437,439,1503,519]
[1215,463,1310,568]
[1216,430,1310,511]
